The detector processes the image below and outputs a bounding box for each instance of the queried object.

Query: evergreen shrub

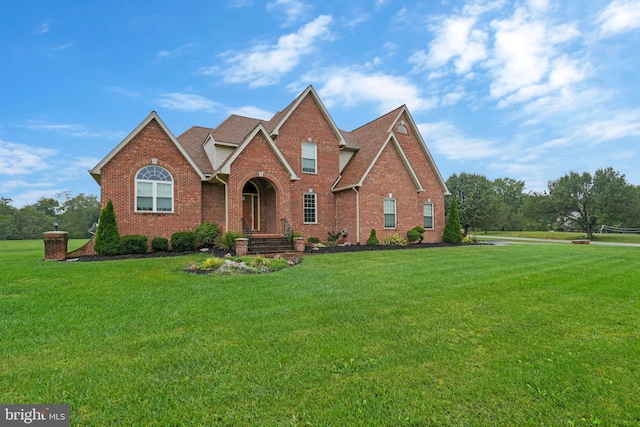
[443,195,463,244]
[94,200,121,256]
[120,235,148,254]
[366,228,379,246]
[171,231,197,252]
[194,222,220,247]
[216,231,244,251]
[382,233,407,246]
[151,237,169,252]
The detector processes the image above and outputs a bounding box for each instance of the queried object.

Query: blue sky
[1,0,639,207]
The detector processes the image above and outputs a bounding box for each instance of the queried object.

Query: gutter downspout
[352,187,360,245]
[214,174,229,232]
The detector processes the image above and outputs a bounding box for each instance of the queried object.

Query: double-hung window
[424,202,434,229]
[302,142,317,174]
[135,165,173,213]
[384,198,396,228]
[303,193,317,224]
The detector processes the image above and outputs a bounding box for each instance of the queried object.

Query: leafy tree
[58,193,100,238]
[548,167,634,239]
[522,192,555,231]
[94,200,121,255]
[442,195,462,244]
[0,198,19,239]
[15,206,54,239]
[446,172,499,234]
[31,197,60,217]
[493,177,527,231]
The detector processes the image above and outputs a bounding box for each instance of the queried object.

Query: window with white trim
[135,165,173,213]
[302,142,317,174]
[303,193,317,224]
[384,198,396,228]
[424,202,434,229]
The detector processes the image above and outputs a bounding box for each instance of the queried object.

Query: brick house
[89,85,449,247]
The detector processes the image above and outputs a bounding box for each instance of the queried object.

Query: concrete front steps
[248,236,294,254]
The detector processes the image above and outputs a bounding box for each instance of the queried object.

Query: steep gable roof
[269,85,347,146]
[89,111,207,183]
[216,123,299,180]
[176,126,216,175]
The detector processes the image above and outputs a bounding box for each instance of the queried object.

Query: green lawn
[481,230,640,244]
[1,240,639,426]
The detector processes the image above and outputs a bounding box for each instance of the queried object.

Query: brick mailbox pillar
[44,231,69,261]
[235,238,249,256]
[293,237,305,252]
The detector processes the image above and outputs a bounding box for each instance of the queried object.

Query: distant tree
[442,195,462,244]
[522,192,555,231]
[493,177,527,231]
[57,193,100,238]
[16,206,54,239]
[0,198,19,239]
[31,197,60,217]
[94,200,121,256]
[548,167,634,238]
[446,173,499,234]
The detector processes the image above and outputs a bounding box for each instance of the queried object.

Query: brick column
[44,231,69,261]
[293,237,305,252]
[235,238,249,256]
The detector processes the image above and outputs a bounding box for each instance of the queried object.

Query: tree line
[446,167,640,239]
[0,192,100,240]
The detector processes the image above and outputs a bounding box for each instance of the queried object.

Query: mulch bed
[66,242,472,262]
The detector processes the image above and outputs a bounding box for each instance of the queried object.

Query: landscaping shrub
[366,228,379,246]
[199,256,225,270]
[307,236,321,244]
[249,254,270,269]
[194,222,220,247]
[171,231,197,252]
[286,230,304,244]
[94,200,121,256]
[151,237,169,252]
[443,195,463,244]
[119,235,148,254]
[407,225,425,243]
[382,233,407,246]
[216,231,244,251]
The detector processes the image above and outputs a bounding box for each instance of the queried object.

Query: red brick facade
[90,86,449,245]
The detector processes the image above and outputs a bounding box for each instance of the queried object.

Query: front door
[242,181,259,230]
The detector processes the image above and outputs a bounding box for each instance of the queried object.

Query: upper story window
[302,142,317,174]
[135,165,173,213]
[384,198,396,229]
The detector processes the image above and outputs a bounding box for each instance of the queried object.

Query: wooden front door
[242,194,257,230]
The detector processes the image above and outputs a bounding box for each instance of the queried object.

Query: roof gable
[90,111,207,182]
[270,86,347,146]
[217,123,299,181]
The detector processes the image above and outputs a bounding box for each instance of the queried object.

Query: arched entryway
[242,178,278,234]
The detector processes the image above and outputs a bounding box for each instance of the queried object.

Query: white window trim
[424,202,434,230]
[135,166,174,213]
[303,192,318,224]
[384,198,396,229]
[302,142,317,174]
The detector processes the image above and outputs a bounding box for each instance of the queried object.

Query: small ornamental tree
[443,195,462,244]
[366,228,379,246]
[94,200,121,255]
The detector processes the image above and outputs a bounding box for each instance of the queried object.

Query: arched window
[135,165,173,213]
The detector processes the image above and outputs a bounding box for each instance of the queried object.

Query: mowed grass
[1,241,639,426]
[482,230,640,244]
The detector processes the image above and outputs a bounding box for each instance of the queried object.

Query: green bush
[307,236,321,244]
[94,200,121,256]
[286,230,304,244]
[194,222,220,247]
[382,233,407,246]
[443,195,463,244]
[151,237,169,252]
[120,235,148,254]
[171,231,197,252]
[216,231,245,251]
[250,254,271,268]
[407,225,425,243]
[199,257,225,270]
[366,228,379,246]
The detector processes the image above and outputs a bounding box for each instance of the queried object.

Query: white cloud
[22,121,124,139]
[158,93,223,112]
[597,0,640,36]
[267,0,310,26]
[207,15,332,88]
[305,68,437,113]
[417,121,501,160]
[410,16,488,75]
[0,139,56,176]
[580,109,640,143]
[228,106,273,119]
[33,22,50,35]
[157,44,197,59]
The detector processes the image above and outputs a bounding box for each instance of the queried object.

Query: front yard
[1,241,638,425]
